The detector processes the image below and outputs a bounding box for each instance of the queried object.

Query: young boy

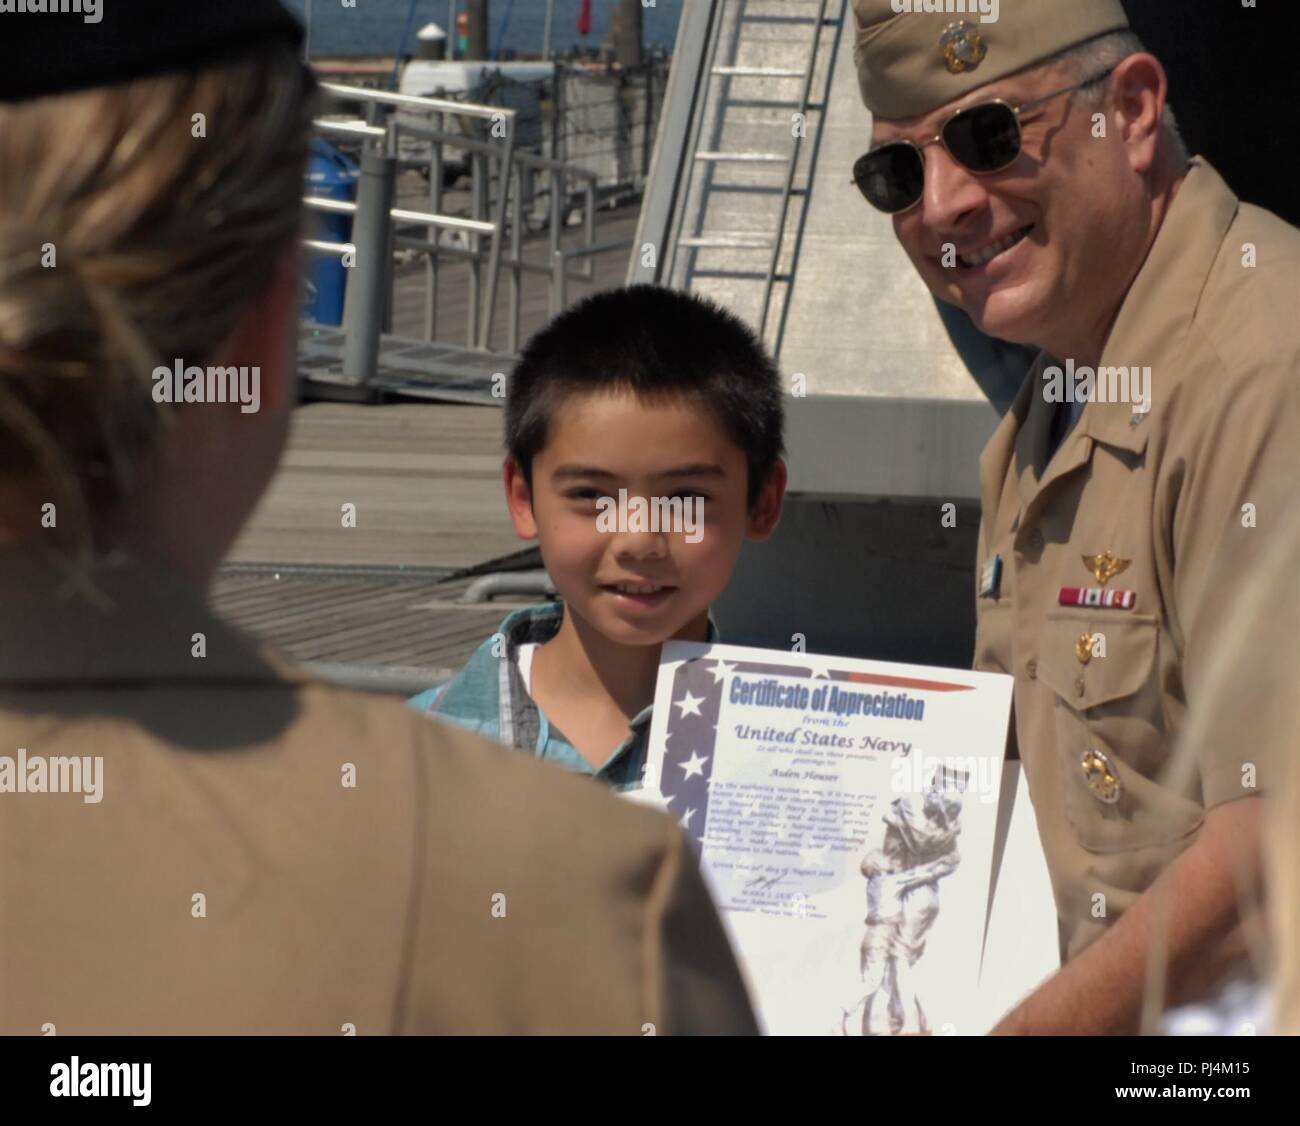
[409,285,786,791]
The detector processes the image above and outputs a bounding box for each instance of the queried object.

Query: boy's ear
[503,457,539,540]
[746,459,787,541]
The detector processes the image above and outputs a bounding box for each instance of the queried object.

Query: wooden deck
[211,564,541,693]
[218,401,540,688]
[228,402,516,571]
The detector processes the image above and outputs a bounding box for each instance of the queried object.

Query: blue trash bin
[303,140,360,326]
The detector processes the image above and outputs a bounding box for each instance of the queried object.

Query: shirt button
[1026,659,1038,679]
[1076,632,1094,664]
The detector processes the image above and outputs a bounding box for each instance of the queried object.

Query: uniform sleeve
[1174,500,1300,815]
[1168,336,1300,808]
[649,825,760,1035]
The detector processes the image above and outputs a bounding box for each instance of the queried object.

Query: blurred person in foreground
[1156,494,1299,1037]
[0,1,756,1035]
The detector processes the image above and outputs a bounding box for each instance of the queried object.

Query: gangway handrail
[313,82,516,352]
[628,0,717,286]
[315,119,387,139]
[319,80,516,123]
[394,115,601,180]
[304,195,496,235]
[304,239,355,255]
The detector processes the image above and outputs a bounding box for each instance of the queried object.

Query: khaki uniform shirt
[974,158,1300,962]
[0,550,758,1035]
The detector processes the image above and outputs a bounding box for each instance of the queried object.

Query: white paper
[973,761,1061,1030]
[645,640,1030,1036]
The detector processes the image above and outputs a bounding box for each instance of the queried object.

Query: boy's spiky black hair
[505,285,785,506]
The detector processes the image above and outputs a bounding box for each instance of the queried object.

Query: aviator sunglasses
[852,65,1118,214]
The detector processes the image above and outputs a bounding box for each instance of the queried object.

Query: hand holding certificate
[645,641,1052,1035]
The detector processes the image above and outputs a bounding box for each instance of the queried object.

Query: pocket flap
[1038,612,1158,710]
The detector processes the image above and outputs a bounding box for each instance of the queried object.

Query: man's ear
[746,459,787,541]
[503,457,539,540]
[1109,52,1167,176]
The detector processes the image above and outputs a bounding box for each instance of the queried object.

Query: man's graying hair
[1052,30,1190,172]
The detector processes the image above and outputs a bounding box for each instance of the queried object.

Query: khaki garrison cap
[852,0,1130,119]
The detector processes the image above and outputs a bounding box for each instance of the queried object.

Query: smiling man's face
[871,60,1135,350]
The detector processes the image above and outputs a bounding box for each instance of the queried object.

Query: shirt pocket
[1037,611,1203,855]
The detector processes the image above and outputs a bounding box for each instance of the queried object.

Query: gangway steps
[679,235,776,249]
[675,0,840,340]
[711,66,806,78]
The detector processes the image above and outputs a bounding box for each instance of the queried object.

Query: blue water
[282,0,684,59]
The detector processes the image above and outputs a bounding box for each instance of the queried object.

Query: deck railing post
[342,150,397,384]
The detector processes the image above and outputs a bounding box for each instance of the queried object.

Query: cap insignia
[938,21,987,75]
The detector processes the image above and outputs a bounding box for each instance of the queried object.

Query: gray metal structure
[301,80,634,400]
[630,0,1036,666]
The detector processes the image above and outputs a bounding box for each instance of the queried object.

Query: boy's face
[505,388,785,647]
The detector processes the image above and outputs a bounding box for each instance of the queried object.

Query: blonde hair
[0,43,316,550]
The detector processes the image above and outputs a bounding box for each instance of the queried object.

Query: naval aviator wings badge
[1082,551,1131,586]
[1060,550,1136,610]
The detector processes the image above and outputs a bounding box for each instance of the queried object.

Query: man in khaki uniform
[0,2,756,1036]
[850,0,1297,1031]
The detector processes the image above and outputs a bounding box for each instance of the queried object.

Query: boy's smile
[602,582,675,612]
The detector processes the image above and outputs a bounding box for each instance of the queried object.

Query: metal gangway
[301,81,633,403]
[631,0,840,347]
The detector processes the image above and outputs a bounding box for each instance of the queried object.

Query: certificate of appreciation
[644,641,1018,1036]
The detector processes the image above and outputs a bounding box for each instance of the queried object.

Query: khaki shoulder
[290,675,675,856]
[1196,203,1300,377]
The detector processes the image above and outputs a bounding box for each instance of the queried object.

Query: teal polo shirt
[408,602,717,791]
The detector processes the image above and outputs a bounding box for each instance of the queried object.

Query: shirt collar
[0,547,296,687]
[1083,157,1238,454]
[497,601,721,659]
[494,600,720,785]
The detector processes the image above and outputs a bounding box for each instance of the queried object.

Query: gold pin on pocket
[1080,748,1121,804]
[1075,632,1094,664]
